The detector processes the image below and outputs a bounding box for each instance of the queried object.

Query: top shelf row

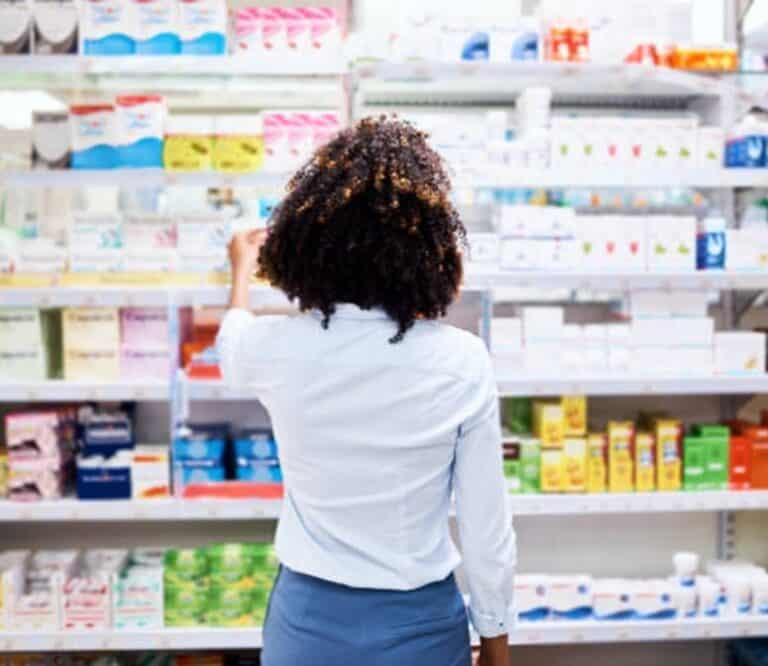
[0,57,752,106]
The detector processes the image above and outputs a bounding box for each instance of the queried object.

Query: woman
[217,117,515,666]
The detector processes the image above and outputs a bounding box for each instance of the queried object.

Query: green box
[520,437,541,494]
[683,437,707,490]
[164,582,208,627]
[164,548,209,588]
[503,398,533,434]
[704,436,730,490]
[503,441,521,493]
[691,424,731,439]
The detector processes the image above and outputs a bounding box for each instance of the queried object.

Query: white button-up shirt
[216,304,515,637]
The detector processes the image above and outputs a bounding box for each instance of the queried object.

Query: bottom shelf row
[1,618,768,651]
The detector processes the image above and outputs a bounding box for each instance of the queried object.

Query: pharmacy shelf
[496,375,768,397]
[0,285,291,308]
[189,376,768,400]
[0,498,282,522]
[461,167,768,189]
[2,616,767,651]
[0,55,346,77]
[355,61,729,106]
[465,270,768,291]
[0,381,167,402]
[2,491,767,523]
[3,167,766,189]
[0,169,290,189]
[510,491,768,515]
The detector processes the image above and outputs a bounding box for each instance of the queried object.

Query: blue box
[236,460,283,483]
[726,136,766,167]
[176,465,227,484]
[234,428,278,460]
[76,462,131,500]
[173,437,226,462]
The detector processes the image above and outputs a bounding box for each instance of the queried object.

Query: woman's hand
[227,229,267,309]
[228,229,267,278]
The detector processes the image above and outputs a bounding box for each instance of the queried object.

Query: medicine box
[714,332,766,374]
[533,402,564,448]
[561,395,587,436]
[540,448,564,493]
[503,441,521,493]
[608,421,634,493]
[655,419,683,491]
[563,437,587,493]
[520,438,541,493]
[634,432,656,492]
[586,433,608,493]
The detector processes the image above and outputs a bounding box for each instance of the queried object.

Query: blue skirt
[262,567,472,666]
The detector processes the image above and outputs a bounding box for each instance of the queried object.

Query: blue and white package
[177,464,226,484]
[234,428,278,461]
[514,576,550,621]
[592,580,634,621]
[80,0,135,54]
[130,0,179,54]
[489,19,539,62]
[116,95,165,168]
[696,216,726,270]
[440,22,489,62]
[726,134,765,167]
[178,0,226,55]
[549,576,593,621]
[236,459,283,483]
[69,104,118,169]
[633,581,677,620]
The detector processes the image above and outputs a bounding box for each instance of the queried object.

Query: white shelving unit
[2,490,768,523]
[0,381,167,402]
[1,616,766,652]
[3,167,765,189]
[496,374,768,397]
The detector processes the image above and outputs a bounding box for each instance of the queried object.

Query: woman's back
[218,303,498,590]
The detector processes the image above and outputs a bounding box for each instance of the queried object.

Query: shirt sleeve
[215,308,285,388]
[453,346,516,638]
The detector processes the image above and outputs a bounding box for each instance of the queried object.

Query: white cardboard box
[714,332,767,374]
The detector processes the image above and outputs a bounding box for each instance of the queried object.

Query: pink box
[120,348,171,381]
[278,7,310,53]
[5,411,65,464]
[9,467,66,501]
[120,308,169,349]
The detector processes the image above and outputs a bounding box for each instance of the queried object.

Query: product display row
[408,105,741,175]
[491,302,767,377]
[502,396,768,494]
[0,544,277,631]
[0,0,341,58]
[0,405,282,501]
[516,554,768,622]
[382,1,736,69]
[26,102,340,172]
[471,209,761,274]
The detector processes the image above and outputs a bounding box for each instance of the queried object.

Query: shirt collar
[313,304,389,320]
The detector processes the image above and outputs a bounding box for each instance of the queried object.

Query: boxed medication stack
[63,307,120,380]
[122,212,178,273]
[0,308,61,381]
[112,548,164,629]
[177,214,231,274]
[5,409,74,501]
[61,549,127,630]
[75,409,134,500]
[172,422,229,492]
[120,307,172,381]
[714,332,766,375]
[68,212,123,273]
[164,547,210,627]
[234,428,282,484]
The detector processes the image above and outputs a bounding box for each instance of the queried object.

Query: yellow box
[63,307,120,350]
[563,437,587,493]
[212,134,265,173]
[561,395,587,436]
[533,401,564,448]
[608,421,634,493]
[64,348,120,381]
[540,448,564,493]
[586,433,608,493]
[163,135,214,172]
[655,419,683,491]
[634,432,656,492]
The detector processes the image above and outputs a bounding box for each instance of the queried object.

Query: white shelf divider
[2,167,765,189]
[496,374,768,397]
[0,382,168,402]
[1,491,768,523]
[1,616,766,651]
[0,55,346,76]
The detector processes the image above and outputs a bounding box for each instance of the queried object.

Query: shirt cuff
[468,606,511,638]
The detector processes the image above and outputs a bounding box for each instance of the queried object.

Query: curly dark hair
[257,116,466,343]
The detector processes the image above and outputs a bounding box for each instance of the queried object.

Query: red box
[729,436,752,490]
